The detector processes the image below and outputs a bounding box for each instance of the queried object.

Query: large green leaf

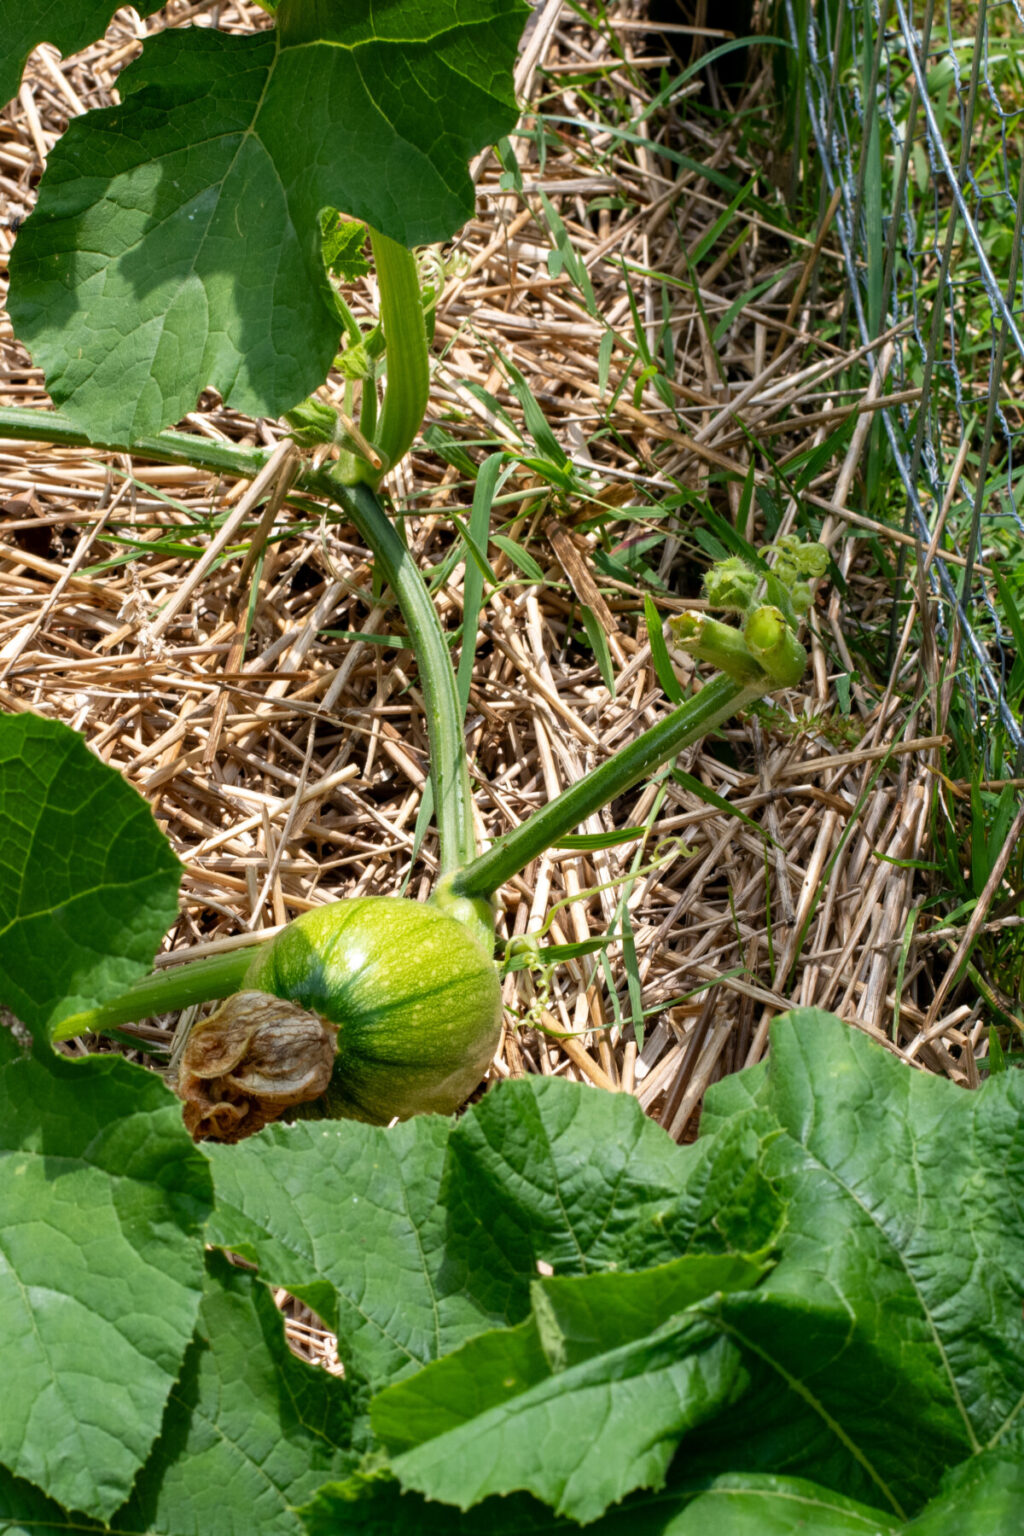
[900,1432,1024,1534]
[636,1476,899,1535]
[8,0,528,442]
[0,1251,359,1536]
[681,1010,1024,1519]
[0,712,180,1041]
[206,1079,783,1392]
[531,1254,772,1371]
[371,1253,771,1455]
[369,1256,773,1523]
[0,0,164,110]
[299,1468,900,1535]
[0,1465,103,1536]
[115,1251,358,1535]
[443,1076,784,1274]
[0,1049,210,1520]
[382,1313,743,1524]
[206,1113,514,1391]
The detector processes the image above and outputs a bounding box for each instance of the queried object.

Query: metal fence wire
[782,0,1024,760]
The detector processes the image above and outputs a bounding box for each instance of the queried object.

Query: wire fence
[783,0,1024,762]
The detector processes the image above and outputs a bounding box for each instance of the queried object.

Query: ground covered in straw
[0,0,985,1239]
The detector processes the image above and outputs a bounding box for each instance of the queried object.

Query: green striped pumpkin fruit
[177,897,502,1141]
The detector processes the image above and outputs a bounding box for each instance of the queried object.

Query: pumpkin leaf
[379,1312,743,1523]
[369,1255,773,1522]
[298,1467,900,1534]
[0,1049,210,1520]
[205,1079,784,1393]
[900,1431,1024,1534]
[0,712,180,1043]
[0,1251,359,1536]
[8,0,528,441]
[0,0,164,110]
[113,1251,359,1536]
[676,1010,1024,1517]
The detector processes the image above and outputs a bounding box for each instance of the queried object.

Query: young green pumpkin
[177,898,502,1141]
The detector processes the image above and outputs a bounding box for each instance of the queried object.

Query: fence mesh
[784,0,1024,761]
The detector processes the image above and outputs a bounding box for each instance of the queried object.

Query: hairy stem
[669,613,769,686]
[316,474,477,876]
[0,406,276,480]
[51,949,256,1042]
[450,675,767,900]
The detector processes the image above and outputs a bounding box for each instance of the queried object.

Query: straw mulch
[0,0,989,1179]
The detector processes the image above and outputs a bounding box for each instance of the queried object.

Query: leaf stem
[449,676,768,900]
[0,406,276,480]
[315,474,477,876]
[52,949,255,1042]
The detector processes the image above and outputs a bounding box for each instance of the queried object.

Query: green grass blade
[456,452,504,722]
[645,595,685,705]
[580,604,616,695]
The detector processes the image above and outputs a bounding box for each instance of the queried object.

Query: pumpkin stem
[319,477,478,877]
[449,675,772,901]
[52,947,257,1043]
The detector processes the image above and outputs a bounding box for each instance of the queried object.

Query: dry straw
[0,0,983,1193]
